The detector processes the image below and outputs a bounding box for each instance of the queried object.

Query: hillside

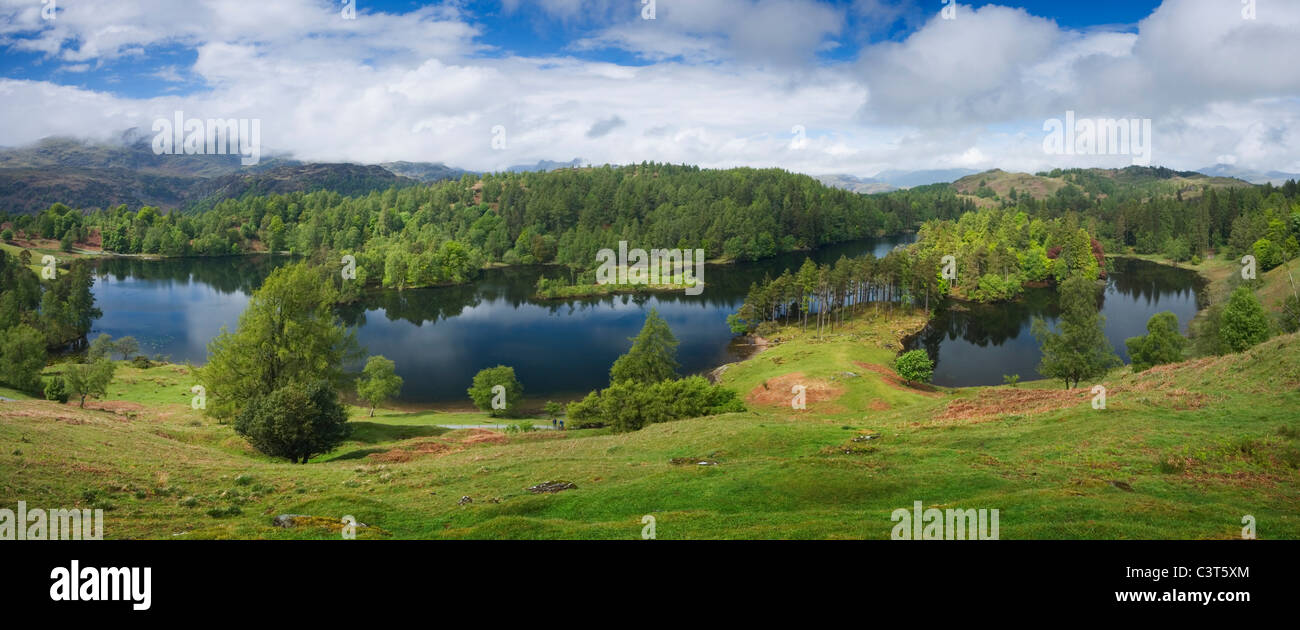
[186,164,420,211]
[2,309,1295,539]
[0,137,447,214]
[950,166,1254,207]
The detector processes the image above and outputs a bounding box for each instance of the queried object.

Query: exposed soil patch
[936,388,1092,422]
[369,440,457,463]
[746,372,844,409]
[853,362,942,397]
[458,429,508,446]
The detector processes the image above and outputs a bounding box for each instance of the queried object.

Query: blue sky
[0,0,1295,175]
[1,0,1167,98]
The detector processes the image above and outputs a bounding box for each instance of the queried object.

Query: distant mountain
[814,174,897,194]
[1196,164,1300,185]
[873,168,981,189]
[506,158,585,173]
[186,164,420,212]
[0,137,463,214]
[379,161,475,183]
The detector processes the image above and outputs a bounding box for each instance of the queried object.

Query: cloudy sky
[1,0,1297,176]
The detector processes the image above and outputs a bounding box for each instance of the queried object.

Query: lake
[89,235,913,404]
[905,258,1206,387]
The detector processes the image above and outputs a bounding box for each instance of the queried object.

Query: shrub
[44,376,69,403]
[568,376,744,433]
[1220,287,1271,353]
[234,380,350,463]
[894,350,935,385]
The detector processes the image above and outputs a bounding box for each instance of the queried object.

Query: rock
[527,481,577,494]
[273,514,310,528]
[670,457,718,466]
[842,371,859,378]
[458,496,473,505]
[273,514,369,529]
[852,434,879,443]
[1109,480,1134,492]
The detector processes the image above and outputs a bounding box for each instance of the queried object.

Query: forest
[1,164,975,295]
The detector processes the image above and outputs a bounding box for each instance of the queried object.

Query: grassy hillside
[3,307,1296,540]
[950,166,1253,208]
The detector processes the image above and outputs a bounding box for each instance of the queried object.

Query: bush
[44,376,69,403]
[233,380,350,463]
[1125,312,1187,372]
[567,376,744,433]
[1220,286,1271,353]
[894,350,935,385]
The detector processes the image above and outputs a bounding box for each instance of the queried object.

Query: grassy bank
[3,303,1295,539]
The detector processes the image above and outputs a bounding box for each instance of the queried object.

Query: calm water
[90,235,913,404]
[906,258,1206,387]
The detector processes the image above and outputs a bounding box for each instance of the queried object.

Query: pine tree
[610,308,680,384]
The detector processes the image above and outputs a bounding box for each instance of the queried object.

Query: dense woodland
[0,251,101,394]
[2,164,975,296]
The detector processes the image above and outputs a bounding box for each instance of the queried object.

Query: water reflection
[907,258,1206,387]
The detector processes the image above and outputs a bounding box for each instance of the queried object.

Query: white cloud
[0,0,1296,177]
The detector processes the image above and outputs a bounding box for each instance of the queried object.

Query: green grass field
[2,303,1296,540]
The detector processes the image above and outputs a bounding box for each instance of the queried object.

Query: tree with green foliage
[62,358,115,408]
[0,324,47,393]
[356,355,403,417]
[234,380,350,463]
[1125,311,1187,372]
[1032,275,1121,388]
[202,262,359,420]
[566,375,744,432]
[544,400,563,423]
[1220,286,1271,353]
[44,375,68,403]
[610,309,679,384]
[114,336,139,360]
[894,350,934,385]
[87,333,115,361]
[467,365,524,417]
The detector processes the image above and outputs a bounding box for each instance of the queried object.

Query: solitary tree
[1032,275,1121,389]
[202,262,358,420]
[1219,286,1271,353]
[894,350,934,385]
[234,380,350,463]
[467,365,524,417]
[544,400,563,423]
[87,333,115,361]
[356,355,403,417]
[0,324,47,393]
[63,359,115,408]
[114,336,139,360]
[1125,311,1187,372]
[610,309,679,384]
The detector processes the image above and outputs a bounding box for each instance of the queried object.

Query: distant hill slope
[815,174,898,194]
[185,164,420,211]
[0,137,456,214]
[948,166,1255,207]
[379,161,475,183]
